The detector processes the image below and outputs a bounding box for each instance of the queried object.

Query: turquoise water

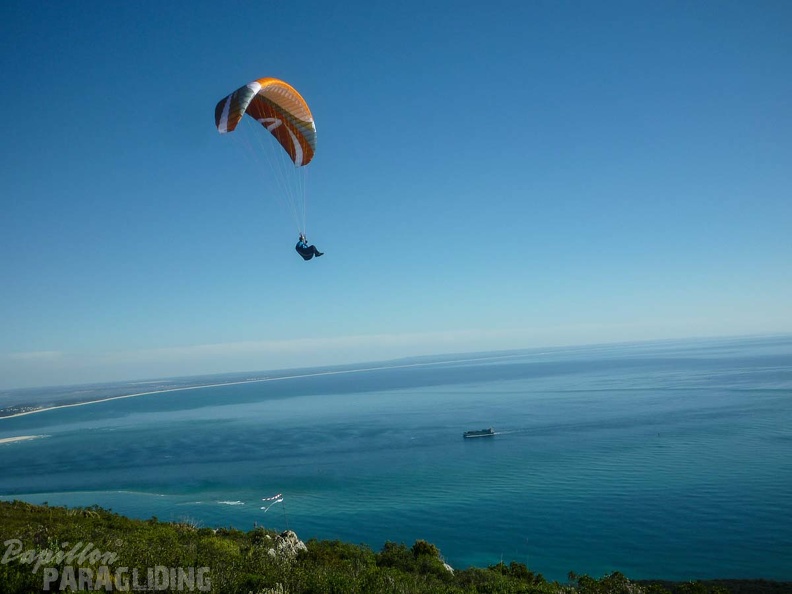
[1,336,791,581]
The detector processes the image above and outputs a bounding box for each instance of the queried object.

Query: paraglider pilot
[295,233,324,260]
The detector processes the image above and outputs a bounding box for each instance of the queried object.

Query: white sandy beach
[0,435,47,444]
[0,353,523,421]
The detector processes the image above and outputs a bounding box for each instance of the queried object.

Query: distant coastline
[0,378,272,420]
[4,335,790,421]
[0,353,524,421]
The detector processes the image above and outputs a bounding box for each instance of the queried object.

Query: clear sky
[1,1,790,389]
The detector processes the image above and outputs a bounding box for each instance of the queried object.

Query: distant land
[0,349,534,419]
[3,335,789,420]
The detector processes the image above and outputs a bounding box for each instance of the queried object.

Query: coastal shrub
[410,539,454,581]
[413,539,441,559]
[489,561,546,586]
[216,526,247,539]
[667,583,729,594]
[415,555,454,582]
[455,566,552,593]
[0,562,38,594]
[376,539,452,580]
[249,526,276,547]
[235,571,271,592]
[0,502,785,594]
[300,538,376,569]
[571,571,647,593]
[377,541,417,573]
[197,535,241,559]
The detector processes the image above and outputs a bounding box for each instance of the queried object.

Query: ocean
[1,335,790,582]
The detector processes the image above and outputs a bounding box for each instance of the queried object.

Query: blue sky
[1,1,790,388]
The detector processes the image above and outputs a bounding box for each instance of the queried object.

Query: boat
[463,427,495,438]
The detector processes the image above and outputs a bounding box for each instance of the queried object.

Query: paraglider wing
[214,77,316,167]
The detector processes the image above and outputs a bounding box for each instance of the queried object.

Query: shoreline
[0,353,523,421]
[0,435,47,445]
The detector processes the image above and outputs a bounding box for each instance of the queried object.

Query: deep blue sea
[1,336,791,582]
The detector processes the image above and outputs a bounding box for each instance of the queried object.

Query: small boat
[463,427,495,438]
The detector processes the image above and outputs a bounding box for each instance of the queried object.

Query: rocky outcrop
[267,530,307,561]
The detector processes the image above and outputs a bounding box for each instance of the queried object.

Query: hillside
[1,501,789,593]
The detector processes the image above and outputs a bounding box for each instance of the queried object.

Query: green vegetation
[0,501,788,593]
